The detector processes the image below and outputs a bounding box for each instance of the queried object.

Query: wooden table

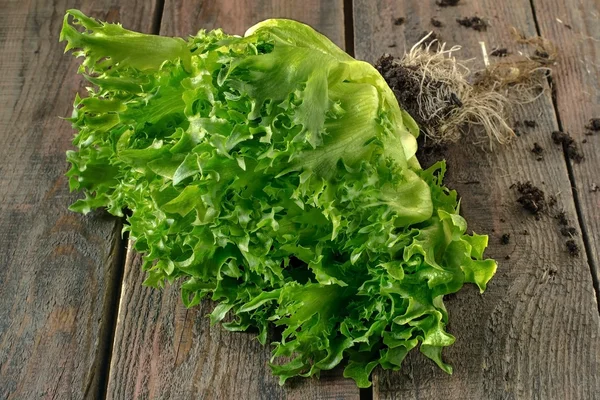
[1,0,599,399]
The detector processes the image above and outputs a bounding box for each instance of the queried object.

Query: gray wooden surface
[0,1,598,399]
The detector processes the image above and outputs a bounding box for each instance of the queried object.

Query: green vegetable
[61,10,497,387]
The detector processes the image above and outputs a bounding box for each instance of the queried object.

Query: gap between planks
[528,0,600,314]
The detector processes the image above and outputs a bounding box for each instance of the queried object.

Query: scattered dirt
[560,227,577,237]
[555,211,569,226]
[514,181,546,215]
[520,230,529,235]
[505,255,511,260]
[513,128,522,137]
[551,131,584,163]
[531,142,544,161]
[591,183,600,193]
[566,240,580,257]
[582,139,587,143]
[524,120,537,128]
[548,195,557,207]
[490,48,509,57]
[586,118,600,131]
[394,17,406,26]
[501,233,511,245]
[437,0,460,6]
[431,18,443,28]
[457,16,488,31]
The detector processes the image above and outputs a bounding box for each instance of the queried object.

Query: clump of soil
[531,142,544,161]
[566,240,580,257]
[555,210,569,226]
[524,120,537,128]
[437,0,460,6]
[457,16,488,31]
[490,48,509,57]
[500,233,511,245]
[591,183,600,193]
[551,131,584,163]
[514,181,546,215]
[431,18,443,28]
[560,226,577,237]
[394,17,405,26]
[586,118,600,131]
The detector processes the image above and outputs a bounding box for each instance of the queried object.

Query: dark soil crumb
[531,142,544,161]
[551,131,584,163]
[591,183,600,193]
[457,16,488,31]
[524,120,537,128]
[388,43,397,48]
[520,229,529,235]
[514,128,522,137]
[505,255,511,260]
[431,18,443,28]
[564,24,572,30]
[548,195,557,207]
[490,48,509,57]
[437,0,460,6]
[500,218,506,222]
[555,211,569,226]
[560,226,577,237]
[514,181,546,215]
[501,233,511,245]
[394,17,406,26]
[586,118,600,131]
[566,240,580,257]
[582,139,587,143]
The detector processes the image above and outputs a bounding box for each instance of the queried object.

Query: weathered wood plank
[353,0,600,399]
[106,1,359,398]
[531,0,600,298]
[0,1,158,399]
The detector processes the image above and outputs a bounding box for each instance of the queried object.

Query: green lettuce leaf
[61,10,497,388]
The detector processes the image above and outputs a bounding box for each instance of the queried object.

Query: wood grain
[531,0,600,296]
[106,1,358,398]
[353,0,600,399]
[159,0,345,49]
[0,1,158,399]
